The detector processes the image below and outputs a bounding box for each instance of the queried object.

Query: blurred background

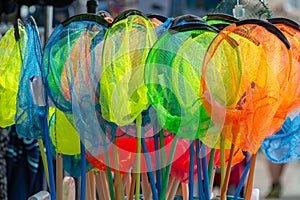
[2,0,300,34]
[1,0,300,42]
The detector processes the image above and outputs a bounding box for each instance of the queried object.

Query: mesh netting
[0,21,25,128]
[267,18,300,135]
[147,14,173,38]
[261,18,300,163]
[86,128,173,173]
[262,107,300,163]
[15,17,46,139]
[201,19,292,154]
[100,10,157,126]
[49,108,80,155]
[146,23,221,143]
[43,14,114,156]
[145,28,196,136]
[90,10,173,174]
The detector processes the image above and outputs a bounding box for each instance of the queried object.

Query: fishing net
[201,19,292,154]
[261,18,300,163]
[0,21,25,128]
[86,10,163,175]
[100,9,157,126]
[15,17,47,139]
[145,17,220,142]
[267,18,300,134]
[49,108,80,155]
[43,14,115,156]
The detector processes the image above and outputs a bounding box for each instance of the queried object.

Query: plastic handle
[28,191,51,200]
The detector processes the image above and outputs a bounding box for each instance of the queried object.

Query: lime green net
[100,10,157,126]
[49,108,80,155]
[0,22,26,128]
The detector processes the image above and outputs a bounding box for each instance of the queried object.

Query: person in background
[266,161,286,198]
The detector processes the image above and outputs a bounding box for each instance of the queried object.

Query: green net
[145,23,221,142]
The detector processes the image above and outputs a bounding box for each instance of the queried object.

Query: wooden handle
[244,154,257,200]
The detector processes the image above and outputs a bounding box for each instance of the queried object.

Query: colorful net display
[4,4,300,199]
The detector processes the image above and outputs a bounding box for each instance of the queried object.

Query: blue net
[261,107,300,163]
[43,14,115,156]
[147,14,173,38]
[15,17,47,139]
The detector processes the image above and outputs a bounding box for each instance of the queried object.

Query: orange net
[267,18,300,134]
[201,19,293,154]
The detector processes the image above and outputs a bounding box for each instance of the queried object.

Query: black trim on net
[236,19,291,49]
[205,13,239,23]
[211,23,231,31]
[171,14,205,28]
[168,23,219,34]
[112,9,147,24]
[267,17,300,31]
[146,14,168,23]
[62,14,111,28]
[14,18,25,41]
